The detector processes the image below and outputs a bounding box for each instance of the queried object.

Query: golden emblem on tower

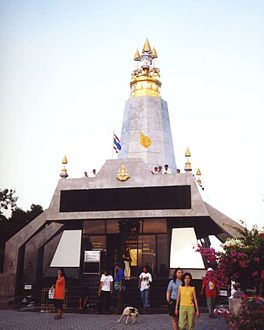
[130,38,161,97]
[116,164,130,182]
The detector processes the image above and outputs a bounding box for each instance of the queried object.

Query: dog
[117,306,139,324]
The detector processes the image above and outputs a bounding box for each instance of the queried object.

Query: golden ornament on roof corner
[116,164,130,181]
[197,177,202,186]
[196,168,201,176]
[60,166,68,179]
[142,38,151,52]
[134,49,141,61]
[185,148,191,157]
[62,155,68,164]
[184,159,192,172]
[151,47,158,58]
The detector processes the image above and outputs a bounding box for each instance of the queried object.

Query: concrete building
[0,39,242,305]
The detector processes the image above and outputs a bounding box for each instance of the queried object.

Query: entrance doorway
[106,234,121,271]
[105,234,157,277]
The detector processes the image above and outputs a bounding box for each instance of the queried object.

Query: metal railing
[40,288,68,312]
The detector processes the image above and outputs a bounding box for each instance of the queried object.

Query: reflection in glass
[83,220,105,234]
[138,235,156,273]
[106,220,119,233]
[157,234,168,276]
[143,219,167,233]
[89,236,106,251]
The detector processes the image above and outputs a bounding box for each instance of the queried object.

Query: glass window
[106,220,119,233]
[143,219,167,233]
[83,220,105,234]
[138,235,156,273]
[89,236,106,251]
[157,234,168,276]
[124,238,138,267]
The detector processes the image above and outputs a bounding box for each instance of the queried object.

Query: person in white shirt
[162,164,171,174]
[98,270,113,314]
[138,266,152,310]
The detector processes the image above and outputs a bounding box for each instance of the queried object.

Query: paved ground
[0,310,229,330]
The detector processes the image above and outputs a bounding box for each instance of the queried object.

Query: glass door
[138,235,156,274]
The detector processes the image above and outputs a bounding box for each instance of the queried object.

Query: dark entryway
[105,234,121,272]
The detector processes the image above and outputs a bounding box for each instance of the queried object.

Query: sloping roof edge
[205,202,244,239]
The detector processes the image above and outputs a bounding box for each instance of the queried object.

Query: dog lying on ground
[117,306,139,324]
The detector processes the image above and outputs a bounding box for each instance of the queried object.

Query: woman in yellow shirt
[175,272,199,330]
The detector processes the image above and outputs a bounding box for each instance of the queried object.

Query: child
[175,272,199,330]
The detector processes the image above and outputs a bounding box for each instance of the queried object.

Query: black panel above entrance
[60,185,191,212]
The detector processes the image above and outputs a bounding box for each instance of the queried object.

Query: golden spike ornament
[134,49,141,61]
[62,155,68,164]
[142,38,151,52]
[185,148,191,157]
[196,168,201,176]
[151,47,158,58]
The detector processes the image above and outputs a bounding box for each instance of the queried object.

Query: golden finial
[60,155,68,178]
[142,38,151,52]
[130,39,161,97]
[197,177,202,186]
[60,167,68,179]
[184,159,192,172]
[116,164,130,181]
[196,168,201,176]
[151,47,158,58]
[185,148,191,157]
[134,49,141,61]
[62,155,68,164]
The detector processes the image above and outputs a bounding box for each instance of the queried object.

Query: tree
[0,189,18,215]
[0,191,43,272]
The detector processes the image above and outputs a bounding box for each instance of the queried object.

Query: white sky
[0,0,263,228]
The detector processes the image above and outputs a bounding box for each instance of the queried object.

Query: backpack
[208,281,215,290]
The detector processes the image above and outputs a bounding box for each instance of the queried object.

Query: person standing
[98,270,113,314]
[162,164,171,174]
[114,264,125,313]
[123,248,131,280]
[176,272,199,330]
[166,268,183,330]
[200,268,218,318]
[138,266,152,311]
[54,268,66,320]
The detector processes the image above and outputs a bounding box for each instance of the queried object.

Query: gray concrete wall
[47,159,209,221]
[23,222,63,284]
[0,211,48,300]
[118,96,177,172]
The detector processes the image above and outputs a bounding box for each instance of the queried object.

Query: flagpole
[112,131,114,159]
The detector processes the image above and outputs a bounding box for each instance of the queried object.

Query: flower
[196,224,264,293]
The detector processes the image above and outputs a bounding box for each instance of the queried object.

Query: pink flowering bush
[196,224,264,294]
[196,224,264,329]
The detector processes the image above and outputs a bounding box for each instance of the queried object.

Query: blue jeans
[140,289,150,308]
